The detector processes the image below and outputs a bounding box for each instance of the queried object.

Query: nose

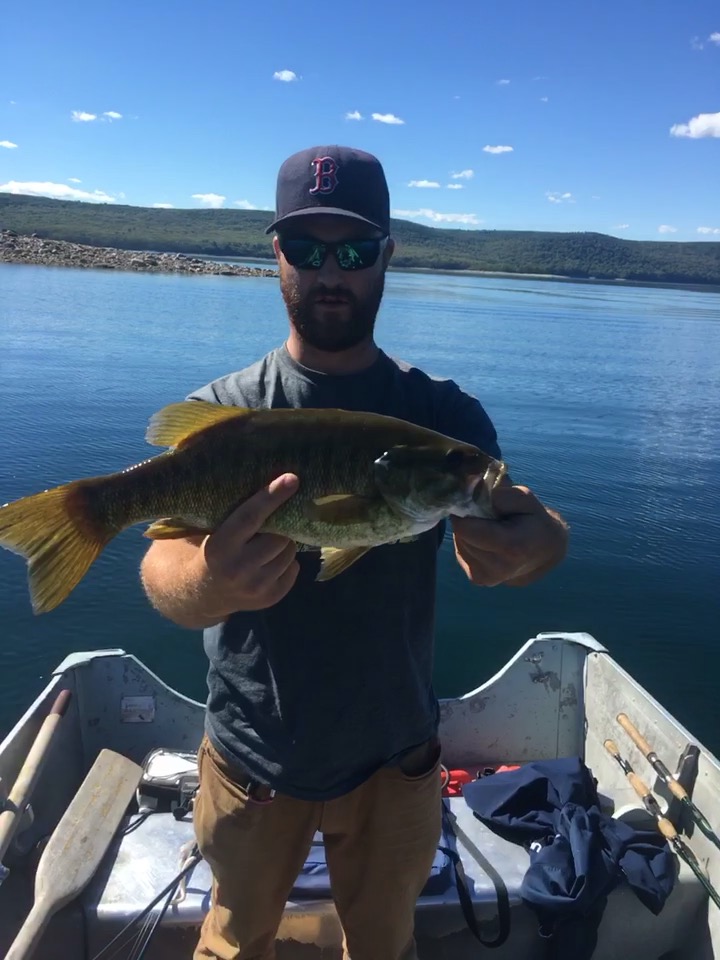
[316,247,345,286]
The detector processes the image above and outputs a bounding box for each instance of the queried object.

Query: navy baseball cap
[265,145,390,235]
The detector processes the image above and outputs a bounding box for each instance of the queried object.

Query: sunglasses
[279,236,388,271]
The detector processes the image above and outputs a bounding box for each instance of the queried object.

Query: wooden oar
[0,689,72,874]
[5,748,143,960]
[617,712,720,851]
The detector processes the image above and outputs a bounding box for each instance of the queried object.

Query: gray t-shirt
[187,343,501,801]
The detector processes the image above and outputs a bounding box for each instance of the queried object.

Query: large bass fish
[0,401,507,613]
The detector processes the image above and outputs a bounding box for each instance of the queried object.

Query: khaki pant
[193,734,443,960]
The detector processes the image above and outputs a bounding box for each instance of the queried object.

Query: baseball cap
[265,145,390,235]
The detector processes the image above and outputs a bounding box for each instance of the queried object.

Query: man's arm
[451,481,569,588]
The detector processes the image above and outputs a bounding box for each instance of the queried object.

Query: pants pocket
[397,736,442,781]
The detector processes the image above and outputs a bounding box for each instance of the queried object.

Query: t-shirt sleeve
[185,382,220,403]
[434,379,502,460]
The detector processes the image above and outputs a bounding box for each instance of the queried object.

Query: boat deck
[1,632,718,959]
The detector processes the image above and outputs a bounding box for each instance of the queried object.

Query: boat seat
[81,797,712,959]
[82,798,530,939]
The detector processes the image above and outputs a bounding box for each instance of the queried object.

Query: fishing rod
[616,713,720,852]
[604,739,720,910]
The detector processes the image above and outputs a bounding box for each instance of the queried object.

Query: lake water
[1,263,719,754]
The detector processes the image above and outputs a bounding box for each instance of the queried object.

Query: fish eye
[445,449,465,469]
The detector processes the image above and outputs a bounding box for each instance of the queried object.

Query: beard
[280,270,385,353]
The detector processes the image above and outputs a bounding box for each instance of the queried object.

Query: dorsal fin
[146,400,253,449]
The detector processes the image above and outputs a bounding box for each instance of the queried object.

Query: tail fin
[0,483,113,614]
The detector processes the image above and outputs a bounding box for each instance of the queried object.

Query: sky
[1,0,718,241]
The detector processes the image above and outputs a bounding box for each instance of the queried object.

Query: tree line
[2,194,719,285]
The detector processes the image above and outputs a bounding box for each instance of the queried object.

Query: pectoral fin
[305,494,378,525]
[316,546,371,581]
[144,518,212,540]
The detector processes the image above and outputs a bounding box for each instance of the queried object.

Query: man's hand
[451,484,569,587]
[191,473,301,618]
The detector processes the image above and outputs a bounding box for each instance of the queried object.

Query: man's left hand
[451,484,569,587]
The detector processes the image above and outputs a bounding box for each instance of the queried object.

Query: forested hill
[1,193,719,285]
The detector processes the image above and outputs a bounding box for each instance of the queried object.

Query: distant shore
[3,230,719,294]
[213,254,720,294]
[0,230,278,278]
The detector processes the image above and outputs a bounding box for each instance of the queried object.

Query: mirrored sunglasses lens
[282,240,325,268]
[336,240,381,270]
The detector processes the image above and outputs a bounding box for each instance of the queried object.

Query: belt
[205,739,276,804]
[228,765,276,804]
[206,734,441,803]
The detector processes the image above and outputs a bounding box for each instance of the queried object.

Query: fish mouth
[467,461,507,517]
[445,461,507,519]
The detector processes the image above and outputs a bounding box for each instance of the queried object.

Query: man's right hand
[194,473,301,619]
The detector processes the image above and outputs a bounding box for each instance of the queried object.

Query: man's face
[274,215,393,353]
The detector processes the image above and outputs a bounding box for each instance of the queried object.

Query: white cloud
[658,224,677,234]
[0,140,18,149]
[670,111,720,138]
[345,110,363,120]
[0,180,116,202]
[9,100,16,105]
[392,207,482,226]
[540,96,549,102]
[546,191,575,203]
[496,79,510,85]
[372,112,405,125]
[483,144,513,154]
[152,203,174,209]
[103,111,122,120]
[533,76,548,81]
[233,199,257,209]
[710,32,720,45]
[691,36,705,50]
[451,169,474,180]
[697,226,720,234]
[192,193,225,208]
[409,179,440,188]
[615,224,630,230]
[68,177,81,183]
[273,70,298,82]
[591,195,601,199]
[447,183,464,189]
[71,110,96,122]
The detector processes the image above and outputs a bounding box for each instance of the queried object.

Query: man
[140,145,569,960]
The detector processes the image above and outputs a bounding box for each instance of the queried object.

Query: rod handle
[617,713,653,756]
[665,776,690,802]
[617,713,691,802]
[656,816,679,841]
[628,771,653,804]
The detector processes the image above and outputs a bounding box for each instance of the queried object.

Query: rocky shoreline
[0,230,278,278]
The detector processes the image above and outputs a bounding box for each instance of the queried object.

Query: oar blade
[35,748,142,906]
[6,748,141,960]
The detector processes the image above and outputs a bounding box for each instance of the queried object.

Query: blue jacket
[462,756,676,959]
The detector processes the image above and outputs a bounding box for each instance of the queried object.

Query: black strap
[440,801,511,948]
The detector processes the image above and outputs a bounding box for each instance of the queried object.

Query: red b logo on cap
[310,157,338,195]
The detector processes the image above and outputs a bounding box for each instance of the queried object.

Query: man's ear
[383,236,395,268]
[272,234,281,263]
